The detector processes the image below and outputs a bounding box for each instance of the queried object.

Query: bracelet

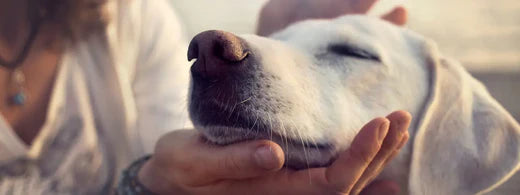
[117,155,158,195]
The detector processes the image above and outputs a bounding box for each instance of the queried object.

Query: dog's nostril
[188,30,251,80]
[213,38,249,62]
[187,39,199,61]
[189,30,249,63]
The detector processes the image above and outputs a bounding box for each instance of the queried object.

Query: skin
[140,111,411,195]
[257,0,407,36]
[0,0,63,145]
[0,0,409,194]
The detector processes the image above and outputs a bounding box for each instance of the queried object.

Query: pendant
[12,92,26,106]
[9,69,27,106]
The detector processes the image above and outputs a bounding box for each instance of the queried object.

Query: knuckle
[349,147,374,165]
[177,160,196,174]
[155,148,201,181]
[219,154,244,173]
[377,145,394,157]
[174,161,205,185]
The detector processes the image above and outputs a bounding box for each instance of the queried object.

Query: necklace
[0,16,41,106]
[9,69,27,106]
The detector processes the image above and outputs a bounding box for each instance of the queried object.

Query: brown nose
[188,30,250,80]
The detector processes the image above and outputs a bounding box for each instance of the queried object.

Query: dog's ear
[409,40,520,194]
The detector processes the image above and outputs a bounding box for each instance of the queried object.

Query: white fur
[228,16,430,168]
[191,15,520,194]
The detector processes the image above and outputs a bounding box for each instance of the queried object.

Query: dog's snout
[188,30,250,80]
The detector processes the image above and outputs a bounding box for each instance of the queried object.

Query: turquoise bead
[12,93,26,105]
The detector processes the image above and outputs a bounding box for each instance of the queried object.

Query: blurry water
[406,0,520,73]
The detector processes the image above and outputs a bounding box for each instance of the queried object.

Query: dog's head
[187,15,520,193]
[188,16,429,169]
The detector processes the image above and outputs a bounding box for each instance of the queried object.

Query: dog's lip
[197,125,332,150]
[191,92,337,169]
[191,99,332,150]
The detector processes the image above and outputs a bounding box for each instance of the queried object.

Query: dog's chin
[196,125,338,170]
[197,125,270,145]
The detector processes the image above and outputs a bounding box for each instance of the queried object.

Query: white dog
[187,15,520,195]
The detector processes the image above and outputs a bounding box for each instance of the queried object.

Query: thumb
[201,140,285,180]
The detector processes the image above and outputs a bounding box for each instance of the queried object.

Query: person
[0,0,409,194]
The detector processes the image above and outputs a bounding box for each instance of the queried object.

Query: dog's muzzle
[187,30,264,135]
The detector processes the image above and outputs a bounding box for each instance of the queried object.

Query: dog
[186,15,520,194]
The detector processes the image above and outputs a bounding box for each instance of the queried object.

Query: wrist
[117,155,160,195]
[138,158,177,195]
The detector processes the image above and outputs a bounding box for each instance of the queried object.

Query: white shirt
[0,0,191,194]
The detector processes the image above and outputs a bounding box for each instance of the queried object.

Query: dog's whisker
[278,116,290,171]
[287,119,301,169]
[244,113,259,137]
[227,103,237,120]
[296,129,312,184]
[201,82,217,93]
[327,143,336,158]
[223,87,232,113]
[267,114,274,142]
[238,97,252,105]
[308,136,322,159]
[211,87,224,110]
[228,84,246,120]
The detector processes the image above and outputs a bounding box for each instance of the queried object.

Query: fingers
[350,111,411,194]
[262,112,409,195]
[257,0,392,36]
[348,0,379,14]
[325,117,390,194]
[218,111,410,195]
[153,130,285,186]
[203,140,285,179]
[233,118,391,195]
[320,0,378,19]
[360,180,401,195]
[256,0,296,36]
[381,6,408,26]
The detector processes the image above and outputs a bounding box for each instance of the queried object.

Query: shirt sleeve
[131,0,193,153]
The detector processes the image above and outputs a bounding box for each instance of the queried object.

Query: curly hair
[35,0,109,41]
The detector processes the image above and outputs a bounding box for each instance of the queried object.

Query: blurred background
[169,0,520,120]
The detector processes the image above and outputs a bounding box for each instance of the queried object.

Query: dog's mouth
[198,124,332,151]
[196,111,331,151]
[190,97,336,169]
[191,97,327,146]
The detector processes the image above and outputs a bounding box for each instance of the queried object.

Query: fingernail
[254,145,279,170]
[378,120,390,141]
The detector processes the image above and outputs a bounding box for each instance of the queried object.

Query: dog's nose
[188,30,250,80]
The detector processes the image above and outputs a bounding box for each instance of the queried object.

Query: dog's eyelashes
[328,44,380,61]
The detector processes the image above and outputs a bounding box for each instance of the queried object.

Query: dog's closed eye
[328,44,380,61]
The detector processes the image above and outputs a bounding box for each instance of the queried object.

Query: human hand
[257,0,408,36]
[138,111,411,195]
